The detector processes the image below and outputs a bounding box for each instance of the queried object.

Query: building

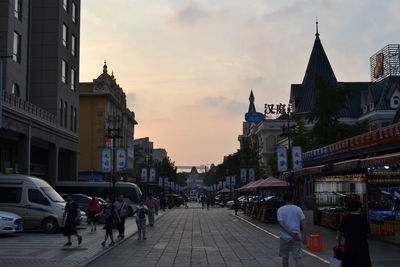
[134,137,153,164]
[0,0,81,185]
[78,62,137,181]
[153,148,167,163]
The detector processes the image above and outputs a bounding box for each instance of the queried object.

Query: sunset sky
[80,0,400,167]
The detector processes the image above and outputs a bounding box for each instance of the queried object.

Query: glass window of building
[11,83,20,97]
[13,32,21,63]
[61,60,67,84]
[64,102,68,128]
[71,68,75,90]
[59,99,63,127]
[14,0,22,20]
[71,34,76,56]
[70,106,73,131]
[74,108,77,132]
[63,0,68,12]
[62,24,68,47]
[72,2,77,23]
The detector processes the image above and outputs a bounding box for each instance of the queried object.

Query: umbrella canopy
[256,176,289,190]
[217,188,232,194]
[238,180,258,192]
[245,179,266,192]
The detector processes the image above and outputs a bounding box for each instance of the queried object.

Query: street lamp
[280,110,297,192]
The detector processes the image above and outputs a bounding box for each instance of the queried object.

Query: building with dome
[78,61,137,181]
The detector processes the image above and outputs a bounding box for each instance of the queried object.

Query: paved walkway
[0,213,163,267]
[88,204,327,267]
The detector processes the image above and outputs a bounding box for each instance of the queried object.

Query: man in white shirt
[277,192,307,267]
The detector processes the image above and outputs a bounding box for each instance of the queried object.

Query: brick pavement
[88,204,327,267]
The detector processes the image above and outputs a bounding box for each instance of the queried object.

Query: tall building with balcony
[0,0,80,185]
[78,62,137,181]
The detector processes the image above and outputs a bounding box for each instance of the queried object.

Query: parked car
[226,200,235,209]
[0,211,23,234]
[0,174,67,233]
[61,194,105,224]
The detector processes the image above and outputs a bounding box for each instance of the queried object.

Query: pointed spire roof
[248,90,256,112]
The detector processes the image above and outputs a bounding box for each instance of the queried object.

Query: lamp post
[144,152,152,197]
[280,111,297,192]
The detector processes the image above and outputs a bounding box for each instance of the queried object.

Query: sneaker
[78,236,82,245]
[101,241,106,247]
[64,242,72,247]
[143,237,147,240]
[150,224,154,227]
[91,228,93,232]
[137,236,141,241]
[109,241,115,246]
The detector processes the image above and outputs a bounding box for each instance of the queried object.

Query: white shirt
[134,205,148,220]
[277,204,305,239]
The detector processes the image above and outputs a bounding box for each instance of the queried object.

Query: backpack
[138,208,146,219]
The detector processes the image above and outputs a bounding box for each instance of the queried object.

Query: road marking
[234,215,330,265]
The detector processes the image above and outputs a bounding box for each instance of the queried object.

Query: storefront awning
[360,152,400,168]
[296,165,324,175]
[333,159,360,171]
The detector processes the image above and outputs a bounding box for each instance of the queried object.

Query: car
[61,194,95,215]
[0,211,23,234]
[226,200,235,209]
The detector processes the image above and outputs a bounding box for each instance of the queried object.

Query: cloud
[171,1,209,26]
[202,96,247,115]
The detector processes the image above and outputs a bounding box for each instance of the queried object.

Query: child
[133,198,149,240]
[96,196,120,247]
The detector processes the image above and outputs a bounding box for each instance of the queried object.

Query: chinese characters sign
[248,168,255,182]
[292,146,302,170]
[264,103,292,116]
[116,148,126,172]
[102,149,112,173]
[277,147,288,172]
[149,168,156,182]
[141,168,148,182]
[240,168,247,183]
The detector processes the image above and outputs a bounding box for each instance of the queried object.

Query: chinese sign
[158,177,163,187]
[149,168,156,182]
[164,177,169,188]
[315,174,366,183]
[102,149,112,173]
[141,168,148,182]
[240,168,247,183]
[292,146,302,170]
[231,176,236,186]
[116,148,126,172]
[245,112,264,123]
[264,103,292,116]
[225,176,231,187]
[248,168,255,182]
[277,147,288,172]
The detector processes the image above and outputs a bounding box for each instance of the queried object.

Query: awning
[256,176,289,190]
[217,188,232,194]
[246,179,266,191]
[238,180,257,192]
[333,159,360,171]
[360,152,400,168]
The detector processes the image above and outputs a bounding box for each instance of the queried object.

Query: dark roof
[291,34,337,114]
[248,90,256,113]
[338,82,370,118]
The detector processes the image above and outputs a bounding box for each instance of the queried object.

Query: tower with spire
[248,90,256,113]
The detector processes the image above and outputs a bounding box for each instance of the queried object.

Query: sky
[80,0,400,167]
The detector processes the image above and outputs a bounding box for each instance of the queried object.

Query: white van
[0,174,66,233]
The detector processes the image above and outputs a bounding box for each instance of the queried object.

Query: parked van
[0,174,66,233]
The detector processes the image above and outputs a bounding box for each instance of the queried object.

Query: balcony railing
[2,90,57,125]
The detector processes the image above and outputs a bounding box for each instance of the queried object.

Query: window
[391,95,400,109]
[63,0,68,11]
[72,2,77,23]
[11,83,20,97]
[62,24,68,47]
[369,102,374,111]
[14,0,22,20]
[64,102,68,128]
[28,189,50,206]
[0,187,22,203]
[74,108,77,132]
[70,68,75,90]
[13,32,21,63]
[71,34,76,56]
[61,60,67,84]
[59,99,63,127]
[363,104,368,114]
[70,105,73,131]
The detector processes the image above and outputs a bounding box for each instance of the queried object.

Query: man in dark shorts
[61,194,82,246]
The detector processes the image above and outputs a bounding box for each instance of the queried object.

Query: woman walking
[338,199,372,267]
[61,194,82,246]
[88,196,100,232]
[133,198,148,240]
[96,196,120,247]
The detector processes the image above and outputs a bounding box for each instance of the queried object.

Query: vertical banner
[218,181,222,189]
[158,177,163,187]
[292,146,303,170]
[164,177,169,188]
[240,168,247,183]
[231,176,236,186]
[0,60,2,128]
[171,181,175,190]
[141,168,148,182]
[277,147,288,172]
[248,168,255,182]
[225,176,231,187]
[116,148,126,172]
[102,149,112,173]
[149,168,156,182]
[223,181,226,188]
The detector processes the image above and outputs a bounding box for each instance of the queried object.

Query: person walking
[160,195,167,212]
[88,196,100,232]
[277,192,306,267]
[114,194,129,239]
[206,195,211,210]
[234,196,239,216]
[184,195,188,209]
[61,194,82,246]
[145,194,158,227]
[133,198,149,240]
[201,195,205,209]
[96,196,120,247]
[337,199,372,267]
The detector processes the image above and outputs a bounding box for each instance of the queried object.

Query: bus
[56,181,142,215]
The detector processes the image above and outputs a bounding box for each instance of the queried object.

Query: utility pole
[280,111,296,192]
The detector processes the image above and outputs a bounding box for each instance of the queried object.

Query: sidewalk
[0,212,164,267]
[236,209,400,267]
